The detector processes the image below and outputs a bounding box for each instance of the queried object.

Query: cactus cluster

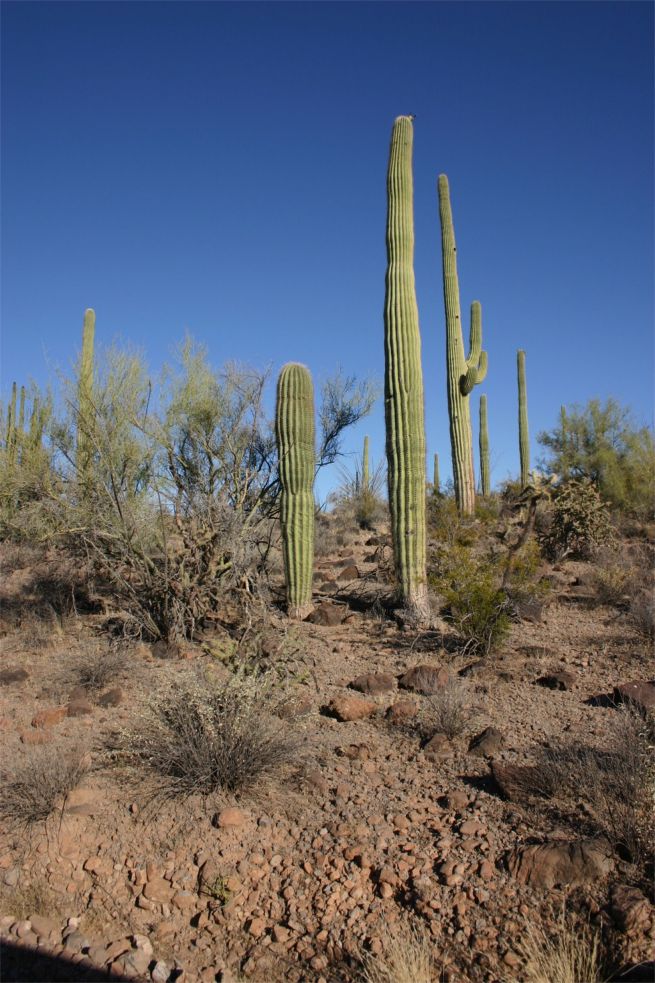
[4,383,47,466]
[517,349,530,488]
[438,176,488,515]
[275,362,316,620]
[383,116,428,618]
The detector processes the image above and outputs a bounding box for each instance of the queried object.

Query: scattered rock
[337,565,360,581]
[506,839,613,889]
[213,808,249,829]
[327,696,377,722]
[27,914,59,941]
[468,726,504,757]
[307,603,345,626]
[98,687,123,707]
[609,884,652,933]
[67,698,93,717]
[349,673,395,695]
[31,706,67,729]
[385,699,417,723]
[536,671,577,691]
[491,761,541,801]
[276,693,313,720]
[423,733,453,757]
[613,680,655,714]
[0,667,29,685]
[398,665,448,695]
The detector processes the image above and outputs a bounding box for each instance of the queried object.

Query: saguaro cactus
[517,349,530,487]
[5,382,17,466]
[77,308,96,484]
[362,435,370,490]
[383,115,428,618]
[433,453,440,494]
[438,175,487,515]
[479,394,490,497]
[276,362,316,620]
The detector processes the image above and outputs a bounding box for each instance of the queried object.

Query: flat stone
[142,878,174,903]
[31,706,67,729]
[98,687,123,707]
[506,839,613,889]
[423,733,453,757]
[613,680,655,714]
[398,665,449,695]
[337,565,360,581]
[27,914,59,941]
[349,673,395,695]
[468,726,504,757]
[0,667,29,685]
[328,696,377,722]
[307,603,346,626]
[214,807,248,829]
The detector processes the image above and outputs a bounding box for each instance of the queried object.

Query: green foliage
[538,398,655,517]
[0,384,54,539]
[430,545,511,657]
[539,478,613,560]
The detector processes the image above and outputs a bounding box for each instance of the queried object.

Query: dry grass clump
[62,642,131,692]
[111,668,302,802]
[361,917,438,983]
[534,708,655,868]
[503,910,607,983]
[422,677,472,740]
[0,745,88,827]
[627,588,655,642]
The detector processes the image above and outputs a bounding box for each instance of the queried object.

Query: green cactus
[362,435,370,490]
[479,394,490,497]
[438,175,488,515]
[383,115,428,617]
[6,383,17,465]
[275,362,316,620]
[77,308,96,484]
[517,349,530,487]
[433,452,440,494]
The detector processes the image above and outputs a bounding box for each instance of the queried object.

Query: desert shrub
[62,642,131,692]
[502,539,551,618]
[538,398,655,518]
[430,545,511,656]
[361,917,438,983]
[504,909,607,983]
[588,546,632,606]
[539,478,613,560]
[535,709,655,868]
[427,488,477,548]
[422,676,472,740]
[0,385,55,540]
[330,456,387,531]
[0,746,88,827]
[627,588,655,642]
[111,668,301,802]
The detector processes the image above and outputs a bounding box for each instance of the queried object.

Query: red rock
[424,733,452,757]
[31,707,67,729]
[468,726,504,757]
[328,696,377,722]
[506,839,613,889]
[214,807,248,829]
[307,603,346,626]
[613,680,655,714]
[349,673,395,695]
[66,699,93,717]
[398,665,449,695]
[491,761,541,801]
[610,884,651,932]
[385,700,417,723]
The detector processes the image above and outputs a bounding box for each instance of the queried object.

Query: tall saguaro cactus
[77,308,96,484]
[438,175,488,515]
[276,362,316,620]
[383,115,428,618]
[433,453,440,494]
[479,394,490,497]
[517,349,530,487]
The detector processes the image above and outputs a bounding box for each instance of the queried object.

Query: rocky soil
[0,522,653,982]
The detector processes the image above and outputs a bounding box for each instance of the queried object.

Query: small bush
[361,917,438,983]
[627,588,655,642]
[431,546,510,657]
[62,643,130,692]
[112,669,301,802]
[502,539,551,618]
[539,478,613,560]
[422,676,472,740]
[0,746,88,827]
[330,458,387,531]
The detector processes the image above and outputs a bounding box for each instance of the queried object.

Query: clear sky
[2,1,653,498]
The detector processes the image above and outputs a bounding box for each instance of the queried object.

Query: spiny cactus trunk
[517,349,530,488]
[77,308,96,486]
[433,452,440,494]
[479,394,490,496]
[6,382,17,466]
[276,362,316,620]
[438,175,487,516]
[384,115,428,619]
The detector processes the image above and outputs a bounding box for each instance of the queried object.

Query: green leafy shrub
[539,478,613,560]
[430,545,510,656]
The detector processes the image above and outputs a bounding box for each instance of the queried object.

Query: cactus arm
[517,349,530,488]
[276,362,315,620]
[479,394,490,496]
[384,116,428,618]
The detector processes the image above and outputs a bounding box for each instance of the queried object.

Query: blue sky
[2,1,653,498]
